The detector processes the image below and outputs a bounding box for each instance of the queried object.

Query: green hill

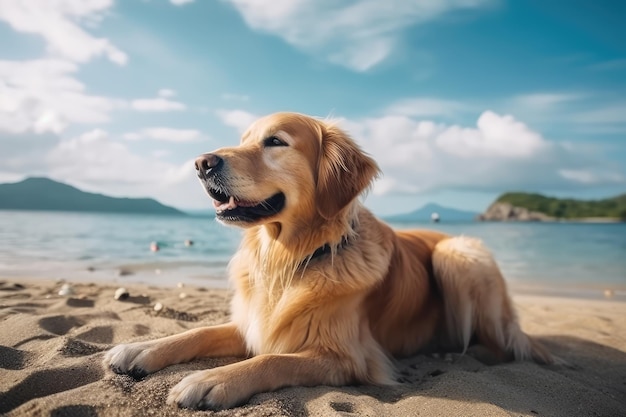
[495,192,626,220]
[0,177,184,215]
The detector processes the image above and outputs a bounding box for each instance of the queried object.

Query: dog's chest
[233,287,292,355]
[233,267,330,355]
[241,300,265,354]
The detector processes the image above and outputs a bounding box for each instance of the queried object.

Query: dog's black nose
[195,154,223,179]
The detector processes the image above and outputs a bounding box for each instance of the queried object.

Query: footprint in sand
[0,282,26,291]
[74,326,114,344]
[330,401,355,413]
[37,312,154,359]
[65,298,95,308]
[38,312,121,337]
[60,338,109,357]
[38,315,87,336]
[0,345,31,370]
[0,362,103,414]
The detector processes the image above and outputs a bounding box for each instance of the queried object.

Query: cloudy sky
[1,0,624,215]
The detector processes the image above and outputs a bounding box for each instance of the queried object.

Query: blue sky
[0,0,624,215]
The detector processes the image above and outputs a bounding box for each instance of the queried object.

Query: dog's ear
[316,124,380,219]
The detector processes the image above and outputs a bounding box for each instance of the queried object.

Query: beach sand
[1,278,625,417]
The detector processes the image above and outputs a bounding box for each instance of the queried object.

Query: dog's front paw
[103,342,158,379]
[167,368,248,411]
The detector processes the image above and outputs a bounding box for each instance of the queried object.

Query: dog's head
[195,112,379,229]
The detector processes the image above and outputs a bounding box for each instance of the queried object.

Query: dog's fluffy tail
[432,236,554,364]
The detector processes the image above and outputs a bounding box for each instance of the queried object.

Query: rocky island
[478,192,626,222]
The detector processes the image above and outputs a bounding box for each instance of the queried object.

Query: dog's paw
[167,368,247,411]
[102,342,158,379]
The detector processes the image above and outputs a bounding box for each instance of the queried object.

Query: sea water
[0,210,624,298]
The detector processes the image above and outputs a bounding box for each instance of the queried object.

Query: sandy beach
[1,278,625,417]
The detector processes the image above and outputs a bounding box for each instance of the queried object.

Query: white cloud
[131,97,186,112]
[0,172,26,183]
[335,110,624,196]
[0,1,130,135]
[222,0,494,71]
[170,0,195,5]
[0,128,208,209]
[123,127,203,142]
[44,129,208,208]
[41,129,210,207]
[0,132,58,180]
[216,109,259,133]
[435,111,547,159]
[0,0,127,65]
[47,129,137,181]
[0,59,122,134]
[46,129,182,184]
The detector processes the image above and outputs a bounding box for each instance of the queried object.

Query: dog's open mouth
[208,187,285,222]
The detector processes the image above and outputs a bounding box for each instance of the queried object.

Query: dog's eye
[263,136,288,147]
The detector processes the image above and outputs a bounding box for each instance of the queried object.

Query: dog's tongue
[214,196,237,212]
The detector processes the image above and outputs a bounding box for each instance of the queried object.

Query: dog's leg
[167,351,351,410]
[432,236,555,364]
[103,323,247,378]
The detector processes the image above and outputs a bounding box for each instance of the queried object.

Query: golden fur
[103,112,554,410]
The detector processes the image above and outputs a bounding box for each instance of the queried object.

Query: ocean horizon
[1,210,624,300]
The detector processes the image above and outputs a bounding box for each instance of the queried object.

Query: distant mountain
[479,192,626,221]
[385,203,478,223]
[0,177,184,215]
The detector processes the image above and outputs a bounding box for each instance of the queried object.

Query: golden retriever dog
[103,112,554,410]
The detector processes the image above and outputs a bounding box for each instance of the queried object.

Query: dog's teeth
[214,196,238,213]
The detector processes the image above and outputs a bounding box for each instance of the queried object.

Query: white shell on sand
[114,287,129,300]
[154,302,164,312]
[58,283,75,296]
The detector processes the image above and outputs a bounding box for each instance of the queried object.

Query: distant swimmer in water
[150,241,160,252]
[184,239,194,247]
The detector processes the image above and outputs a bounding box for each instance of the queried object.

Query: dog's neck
[295,209,360,268]
[249,204,361,283]
[305,233,352,263]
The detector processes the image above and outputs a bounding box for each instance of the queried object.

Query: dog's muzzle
[193,152,286,223]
